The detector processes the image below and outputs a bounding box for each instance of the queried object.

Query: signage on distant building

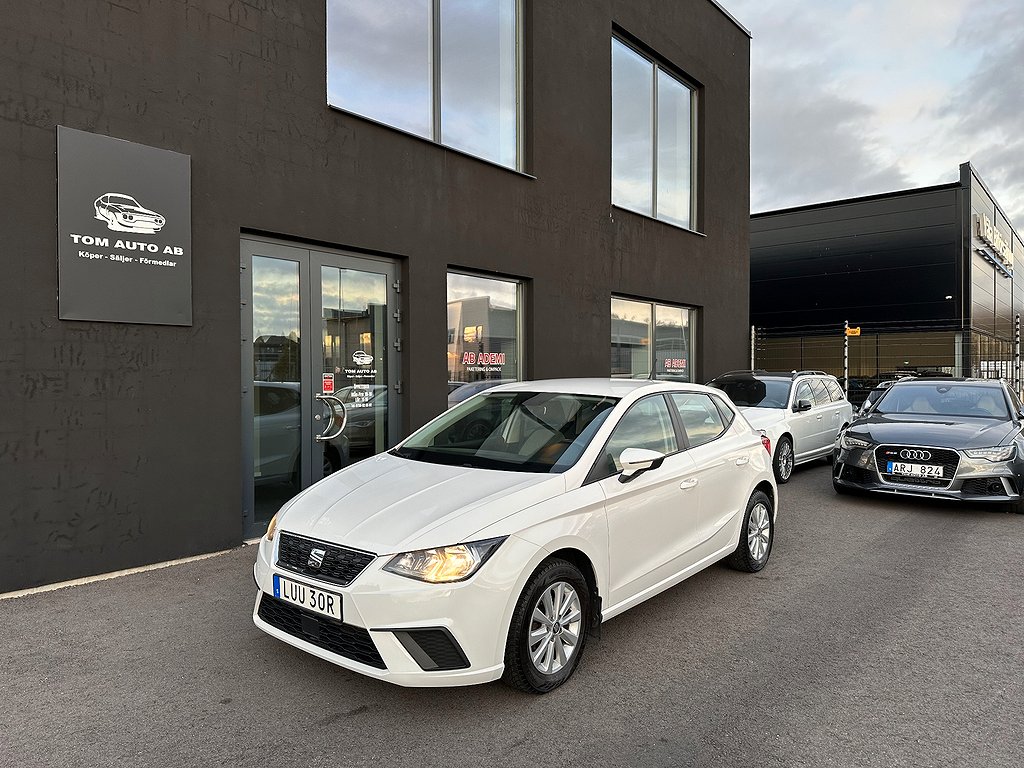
[57,126,192,325]
[845,327,861,336]
[974,213,1013,277]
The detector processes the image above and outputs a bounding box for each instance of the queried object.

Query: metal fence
[751,319,1023,404]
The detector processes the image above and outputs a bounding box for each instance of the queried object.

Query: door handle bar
[315,394,348,442]
[679,478,699,490]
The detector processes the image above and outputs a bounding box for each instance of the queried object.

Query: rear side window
[669,393,727,448]
[809,379,831,406]
[825,379,845,402]
[711,395,736,428]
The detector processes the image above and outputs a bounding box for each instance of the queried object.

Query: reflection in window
[669,393,725,447]
[326,1,432,138]
[611,298,652,378]
[600,396,679,476]
[327,0,520,169]
[612,297,695,381]
[612,38,696,228]
[447,272,520,386]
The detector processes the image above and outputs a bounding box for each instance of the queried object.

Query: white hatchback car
[708,370,854,483]
[253,379,778,692]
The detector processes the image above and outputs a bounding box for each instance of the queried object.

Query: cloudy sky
[723,0,1024,225]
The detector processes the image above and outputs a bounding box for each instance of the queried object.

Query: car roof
[892,377,1002,385]
[485,377,718,398]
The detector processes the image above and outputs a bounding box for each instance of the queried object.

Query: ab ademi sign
[57,126,192,325]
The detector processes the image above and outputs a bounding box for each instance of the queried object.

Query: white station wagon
[253,378,778,692]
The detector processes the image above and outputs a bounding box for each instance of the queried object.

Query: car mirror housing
[794,399,813,413]
[618,448,666,482]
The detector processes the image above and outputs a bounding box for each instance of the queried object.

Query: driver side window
[795,382,812,408]
[593,396,678,480]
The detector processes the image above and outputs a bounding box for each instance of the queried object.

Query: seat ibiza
[253,379,778,692]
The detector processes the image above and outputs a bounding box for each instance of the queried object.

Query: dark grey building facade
[0,0,751,592]
[751,163,1022,390]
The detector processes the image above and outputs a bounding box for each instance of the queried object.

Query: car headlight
[964,445,1016,462]
[383,537,507,583]
[841,433,872,450]
[265,512,279,541]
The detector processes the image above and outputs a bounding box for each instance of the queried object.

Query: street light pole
[843,320,849,393]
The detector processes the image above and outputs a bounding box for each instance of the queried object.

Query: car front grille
[277,532,375,587]
[257,594,386,669]
[874,445,959,489]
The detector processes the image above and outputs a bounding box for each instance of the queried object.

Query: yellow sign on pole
[845,326,861,337]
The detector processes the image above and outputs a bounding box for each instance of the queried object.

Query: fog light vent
[392,628,470,671]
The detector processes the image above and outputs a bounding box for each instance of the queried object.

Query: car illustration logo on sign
[352,350,374,366]
[307,548,327,569]
[94,193,166,234]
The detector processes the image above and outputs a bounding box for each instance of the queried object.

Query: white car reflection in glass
[253,379,778,693]
[93,193,166,233]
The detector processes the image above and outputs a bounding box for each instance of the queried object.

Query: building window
[447,272,521,386]
[327,0,520,169]
[611,37,696,229]
[611,297,696,380]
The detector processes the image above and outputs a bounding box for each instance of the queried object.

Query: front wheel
[726,490,774,572]
[773,437,794,483]
[502,559,590,694]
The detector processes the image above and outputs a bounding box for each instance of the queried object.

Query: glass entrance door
[242,238,400,538]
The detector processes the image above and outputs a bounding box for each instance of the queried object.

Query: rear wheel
[502,559,590,694]
[773,437,794,483]
[726,490,774,572]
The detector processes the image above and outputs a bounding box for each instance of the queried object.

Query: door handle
[734,456,749,466]
[679,478,699,490]
[315,394,348,442]
[816,414,823,420]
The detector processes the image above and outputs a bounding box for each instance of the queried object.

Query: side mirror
[794,399,813,413]
[618,448,665,483]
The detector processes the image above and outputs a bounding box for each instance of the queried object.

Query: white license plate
[273,574,342,621]
[886,461,944,478]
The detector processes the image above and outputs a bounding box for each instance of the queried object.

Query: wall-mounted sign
[974,213,1013,277]
[845,326,861,336]
[57,126,192,325]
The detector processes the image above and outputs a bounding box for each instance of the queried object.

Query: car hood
[276,452,565,555]
[110,204,159,216]
[737,407,788,431]
[848,413,1019,449]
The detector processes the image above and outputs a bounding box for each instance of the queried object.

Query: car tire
[502,559,591,694]
[773,437,794,484]
[725,490,774,573]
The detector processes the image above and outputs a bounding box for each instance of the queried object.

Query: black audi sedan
[833,378,1024,512]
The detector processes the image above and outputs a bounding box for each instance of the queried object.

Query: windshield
[874,383,1009,419]
[108,194,140,205]
[710,378,791,408]
[392,392,619,473]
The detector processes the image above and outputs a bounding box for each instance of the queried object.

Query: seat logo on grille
[307,548,327,569]
[899,449,932,461]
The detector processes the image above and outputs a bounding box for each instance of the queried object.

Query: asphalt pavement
[2,462,1022,768]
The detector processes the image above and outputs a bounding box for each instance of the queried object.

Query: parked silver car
[708,370,854,483]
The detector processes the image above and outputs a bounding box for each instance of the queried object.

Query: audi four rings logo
[307,548,326,569]
[899,449,932,461]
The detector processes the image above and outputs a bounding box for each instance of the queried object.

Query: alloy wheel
[747,502,771,562]
[528,581,582,675]
[778,442,794,480]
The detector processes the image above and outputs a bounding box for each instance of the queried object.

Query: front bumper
[251,532,543,687]
[833,443,1023,504]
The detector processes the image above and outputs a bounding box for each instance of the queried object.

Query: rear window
[709,377,791,409]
